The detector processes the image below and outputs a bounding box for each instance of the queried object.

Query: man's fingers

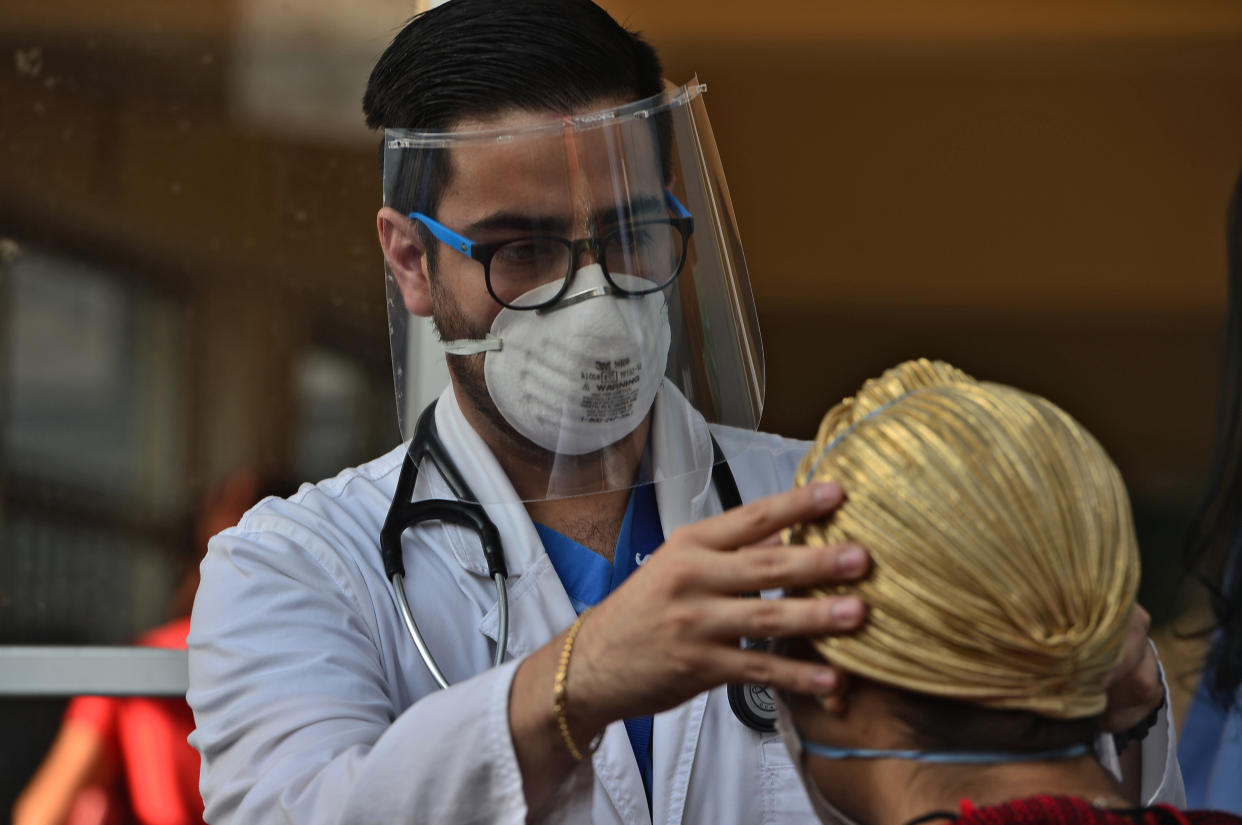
[744,531,786,549]
[682,482,843,549]
[710,646,846,697]
[694,594,867,640]
[690,541,870,594]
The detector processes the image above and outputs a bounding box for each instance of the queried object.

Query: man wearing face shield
[185,2,1179,823]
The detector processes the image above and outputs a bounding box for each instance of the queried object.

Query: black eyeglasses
[409,190,694,310]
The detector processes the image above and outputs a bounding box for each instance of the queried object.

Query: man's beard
[429,277,550,465]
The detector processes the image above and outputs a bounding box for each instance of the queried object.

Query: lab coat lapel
[475,544,652,824]
[430,385,580,661]
[652,692,710,825]
[650,384,723,824]
[475,557,652,825]
[591,725,652,825]
[650,383,717,535]
[432,387,548,578]
[477,553,573,659]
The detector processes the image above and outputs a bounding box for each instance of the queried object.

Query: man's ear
[377,206,433,318]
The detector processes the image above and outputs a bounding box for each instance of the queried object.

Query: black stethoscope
[379,400,778,733]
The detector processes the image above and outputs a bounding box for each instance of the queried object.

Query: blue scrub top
[1180,679,1242,814]
[535,482,664,808]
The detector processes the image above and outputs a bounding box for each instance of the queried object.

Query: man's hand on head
[565,481,869,735]
[508,482,871,814]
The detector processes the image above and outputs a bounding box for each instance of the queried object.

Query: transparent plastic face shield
[381,80,764,502]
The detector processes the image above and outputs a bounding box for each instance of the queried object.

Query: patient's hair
[788,359,1140,726]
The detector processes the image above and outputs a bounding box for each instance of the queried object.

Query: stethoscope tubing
[384,402,775,731]
[391,569,508,690]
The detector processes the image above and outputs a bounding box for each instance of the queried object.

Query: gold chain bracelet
[553,608,597,761]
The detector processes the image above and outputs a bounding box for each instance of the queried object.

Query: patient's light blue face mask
[775,698,1093,825]
[798,736,1091,764]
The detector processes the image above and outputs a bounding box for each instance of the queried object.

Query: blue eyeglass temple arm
[407,189,692,258]
[664,189,692,219]
[408,212,477,258]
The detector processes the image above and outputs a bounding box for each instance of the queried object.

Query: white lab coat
[187,384,1184,825]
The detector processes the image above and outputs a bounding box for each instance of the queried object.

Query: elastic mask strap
[441,335,502,356]
[799,734,1091,765]
[806,392,911,479]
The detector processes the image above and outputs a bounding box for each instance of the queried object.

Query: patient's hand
[1099,605,1163,734]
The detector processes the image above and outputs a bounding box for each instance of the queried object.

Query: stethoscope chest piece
[727,638,778,733]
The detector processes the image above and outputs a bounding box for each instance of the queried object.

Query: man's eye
[496,240,556,265]
[627,227,656,246]
[609,224,660,251]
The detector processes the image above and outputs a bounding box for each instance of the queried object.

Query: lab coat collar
[648,381,717,534]
[469,382,724,656]
[477,553,575,659]
[429,387,546,578]
[430,381,720,580]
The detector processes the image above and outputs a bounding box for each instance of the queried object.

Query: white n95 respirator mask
[440,265,672,456]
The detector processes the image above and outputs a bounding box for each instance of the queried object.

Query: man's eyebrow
[464,212,572,236]
[596,194,665,227]
[463,194,667,238]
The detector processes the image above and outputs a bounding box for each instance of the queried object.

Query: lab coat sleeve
[188,524,528,825]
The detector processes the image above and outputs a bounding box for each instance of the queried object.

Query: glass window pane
[5,249,189,514]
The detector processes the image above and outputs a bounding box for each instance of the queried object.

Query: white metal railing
[0,647,188,696]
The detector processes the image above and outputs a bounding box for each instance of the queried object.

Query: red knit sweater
[911,795,1242,825]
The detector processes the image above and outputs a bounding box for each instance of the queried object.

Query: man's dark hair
[780,639,1099,756]
[363,0,663,133]
[887,686,1099,755]
[362,0,664,265]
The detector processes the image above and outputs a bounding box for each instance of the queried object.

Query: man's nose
[539,256,614,314]
[570,237,603,270]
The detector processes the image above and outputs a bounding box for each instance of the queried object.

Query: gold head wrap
[787,359,1140,719]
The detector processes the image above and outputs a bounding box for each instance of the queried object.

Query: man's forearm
[510,631,603,815]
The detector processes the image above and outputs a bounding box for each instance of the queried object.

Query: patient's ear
[780,637,853,716]
[377,207,432,318]
[813,687,851,716]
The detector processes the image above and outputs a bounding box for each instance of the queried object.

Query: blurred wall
[611,0,1242,621]
[5,0,1238,490]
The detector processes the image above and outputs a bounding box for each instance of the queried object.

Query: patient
[779,359,1238,825]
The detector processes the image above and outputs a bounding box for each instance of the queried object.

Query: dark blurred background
[2,0,1240,820]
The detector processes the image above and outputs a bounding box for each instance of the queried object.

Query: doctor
[186,1,1179,823]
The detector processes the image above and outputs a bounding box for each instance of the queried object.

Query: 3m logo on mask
[580,358,643,424]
